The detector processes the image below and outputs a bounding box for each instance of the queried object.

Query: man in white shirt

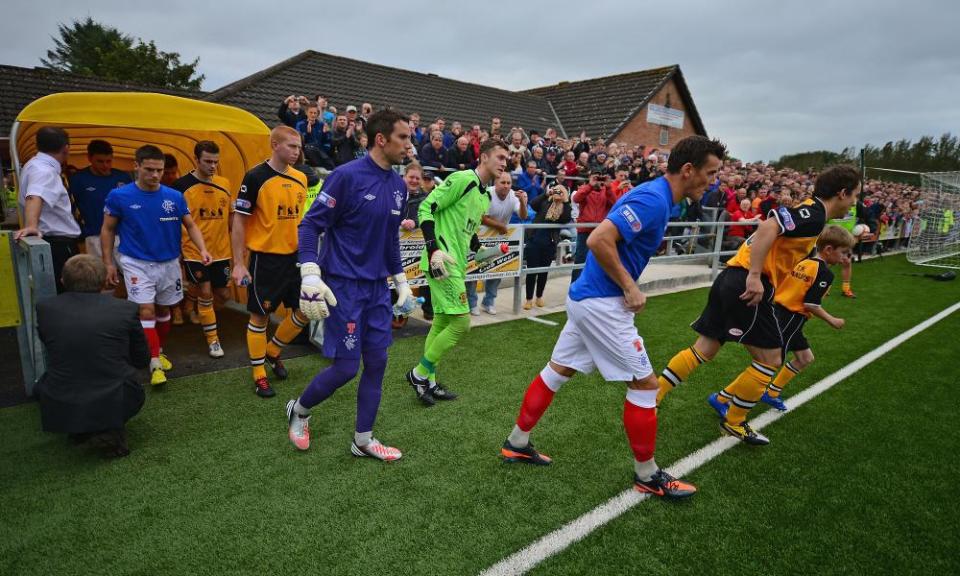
[467,172,528,315]
[15,127,81,293]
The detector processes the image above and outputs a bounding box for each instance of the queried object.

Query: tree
[41,17,204,90]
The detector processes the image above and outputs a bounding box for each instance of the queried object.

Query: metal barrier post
[710,221,724,280]
[513,229,525,314]
[13,236,57,396]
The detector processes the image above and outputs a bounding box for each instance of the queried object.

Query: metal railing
[507,218,742,314]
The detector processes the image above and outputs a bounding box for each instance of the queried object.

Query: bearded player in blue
[285,109,417,461]
[500,136,726,498]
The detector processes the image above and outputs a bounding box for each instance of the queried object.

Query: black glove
[470,233,481,253]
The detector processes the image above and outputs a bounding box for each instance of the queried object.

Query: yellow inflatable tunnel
[11,92,270,193]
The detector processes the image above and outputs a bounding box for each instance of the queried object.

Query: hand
[429,250,457,280]
[106,263,119,287]
[231,263,251,287]
[517,191,528,205]
[829,317,846,330]
[623,285,646,313]
[400,219,416,231]
[394,274,417,317]
[299,263,338,320]
[496,223,509,235]
[739,272,764,306]
[13,226,41,241]
[199,250,213,265]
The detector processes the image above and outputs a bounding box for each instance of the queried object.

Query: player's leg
[657,269,733,404]
[287,277,365,450]
[408,313,468,403]
[841,257,855,298]
[153,259,184,372]
[264,256,309,378]
[626,373,695,498]
[764,348,813,411]
[717,344,780,445]
[656,335,718,405]
[246,311,271,396]
[138,302,164,384]
[350,347,401,461]
[503,360,575,464]
[196,279,223,357]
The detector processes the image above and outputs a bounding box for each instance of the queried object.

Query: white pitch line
[526,316,559,327]
[480,301,960,576]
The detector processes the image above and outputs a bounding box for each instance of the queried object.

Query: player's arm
[298,173,346,320]
[803,262,843,328]
[182,214,211,264]
[587,220,645,312]
[740,217,779,306]
[388,190,416,314]
[101,213,120,286]
[229,213,250,285]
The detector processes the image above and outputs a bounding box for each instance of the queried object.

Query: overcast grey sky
[2,0,958,161]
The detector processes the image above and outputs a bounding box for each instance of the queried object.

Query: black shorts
[247,251,300,315]
[775,306,810,352]
[691,266,781,349]
[184,259,231,288]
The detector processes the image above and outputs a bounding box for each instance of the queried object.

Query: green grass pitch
[1,255,958,575]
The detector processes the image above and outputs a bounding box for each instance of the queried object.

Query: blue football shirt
[104,183,189,262]
[569,176,674,301]
[299,155,406,280]
[68,167,129,237]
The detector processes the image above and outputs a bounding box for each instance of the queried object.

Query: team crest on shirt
[620,206,642,232]
[633,339,644,352]
[393,189,405,209]
[343,334,358,350]
[346,322,356,335]
[778,207,796,231]
[162,199,176,214]
[130,276,138,284]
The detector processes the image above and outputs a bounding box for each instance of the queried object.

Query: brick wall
[610,77,701,151]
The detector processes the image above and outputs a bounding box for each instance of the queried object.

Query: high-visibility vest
[828,204,857,232]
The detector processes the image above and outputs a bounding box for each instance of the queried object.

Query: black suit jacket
[35,292,150,433]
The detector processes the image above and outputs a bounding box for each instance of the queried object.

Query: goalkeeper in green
[406,138,509,405]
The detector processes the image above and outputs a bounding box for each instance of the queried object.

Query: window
[659,127,669,146]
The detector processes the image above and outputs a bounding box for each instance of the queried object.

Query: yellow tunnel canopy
[14,92,271,191]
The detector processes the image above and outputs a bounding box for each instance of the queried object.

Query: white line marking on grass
[480,301,960,576]
[526,317,559,327]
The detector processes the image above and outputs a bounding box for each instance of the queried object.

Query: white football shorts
[118,254,183,306]
[550,295,654,382]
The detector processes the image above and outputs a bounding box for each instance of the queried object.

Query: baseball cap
[346,105,358,112]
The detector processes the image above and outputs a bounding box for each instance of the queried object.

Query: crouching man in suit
[35,254,150,457]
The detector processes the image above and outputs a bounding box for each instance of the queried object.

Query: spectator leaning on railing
[445,136,476,170]
[524,184,572,310]
[419,130,447,172]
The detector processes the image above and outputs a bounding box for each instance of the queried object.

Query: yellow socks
[198,297,218,345]
[724,361,777,425]
[265,311,309,359]
[247,319,268,381]
[768,361,800,398]
[656,346,707,404]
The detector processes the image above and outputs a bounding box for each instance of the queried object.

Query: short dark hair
[36,127,69,154]
[666,136,727,174]
[87,139,113,157]
[163,153,178,168]
[62,254,105,293]
[814,165,861,200]
[365,108,409,149]
[480,138,508,157]
[135,145,165,164]
[194,140,220,160]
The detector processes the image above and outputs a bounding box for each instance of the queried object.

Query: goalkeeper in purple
[285,109,417,461]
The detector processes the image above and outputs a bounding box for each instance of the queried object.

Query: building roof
[522,65,707,140]
[0,64,201,138]
[205,50,558,134]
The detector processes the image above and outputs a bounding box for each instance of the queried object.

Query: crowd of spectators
[275,94,924,313]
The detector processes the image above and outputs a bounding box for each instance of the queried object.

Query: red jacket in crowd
[573,183,619,233]
[728,208,757,238]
